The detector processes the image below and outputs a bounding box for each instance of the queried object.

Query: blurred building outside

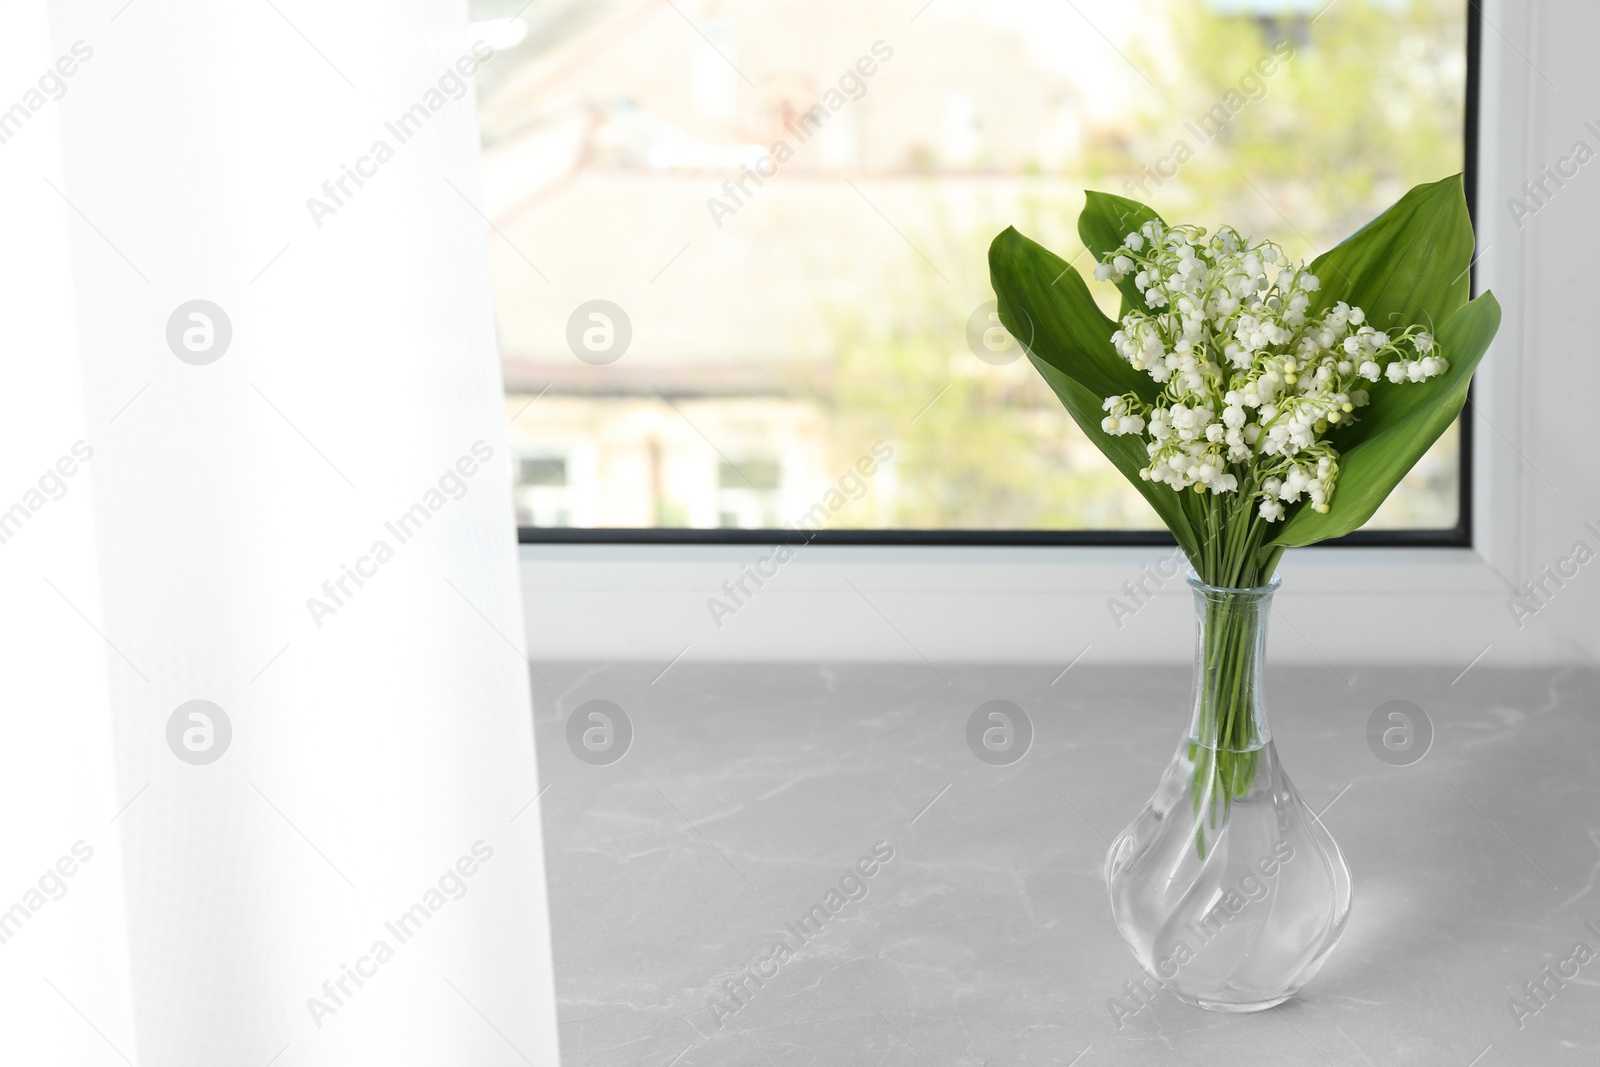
[471,0,1467,533]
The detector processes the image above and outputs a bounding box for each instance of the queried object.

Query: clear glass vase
[1104,573,1352,1013]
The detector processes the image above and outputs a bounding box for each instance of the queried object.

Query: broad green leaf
[1027,354,1202,559]
[988,225,1199,555]
[1269,291,1501,547]
[1079,191,1165,318]
[988,226,1155,404]
[1306,174,1474,339]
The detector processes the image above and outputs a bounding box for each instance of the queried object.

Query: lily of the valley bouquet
[989,176,1499,821]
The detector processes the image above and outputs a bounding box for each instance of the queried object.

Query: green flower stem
[1187,568,1270,858]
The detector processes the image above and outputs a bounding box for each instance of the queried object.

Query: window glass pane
[475,0,1468,532]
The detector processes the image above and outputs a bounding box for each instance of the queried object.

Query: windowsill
[518,543,1553,666]
[533,659,1594,1063]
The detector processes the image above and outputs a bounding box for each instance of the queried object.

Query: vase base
[1172,991,1294,1014]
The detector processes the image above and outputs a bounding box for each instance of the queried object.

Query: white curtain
[0,2,558,1063]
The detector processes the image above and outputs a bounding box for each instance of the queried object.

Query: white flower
[1089,219,1445,525]
[1101,394,1147,436]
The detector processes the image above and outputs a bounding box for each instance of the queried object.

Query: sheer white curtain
[0,1,558,1063]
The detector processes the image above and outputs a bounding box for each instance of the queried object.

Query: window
[515,455,574,528]
[717,457,783,529]
[473,0,1475,543]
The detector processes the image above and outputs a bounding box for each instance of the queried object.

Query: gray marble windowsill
[532,663,1599,1067]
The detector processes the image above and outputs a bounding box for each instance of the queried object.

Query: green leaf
[988,227,1148,402]
[1079,191,1165,318]
[988,225,1200,555]
[1026,355,1201,558]
[1269,291,1501,547]
[1306,173,1474,337]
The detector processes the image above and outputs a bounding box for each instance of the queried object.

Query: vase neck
[1186,573,1276,753]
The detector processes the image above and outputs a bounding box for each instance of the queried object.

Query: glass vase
[1104,573,1352,1012]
